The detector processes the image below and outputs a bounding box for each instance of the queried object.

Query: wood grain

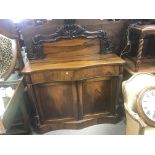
[34,82,78,124]
[125,57,155,73]
[22,27,125,133]
[21,19,132,55]
[22,53,124,74]
[125,24,155,73]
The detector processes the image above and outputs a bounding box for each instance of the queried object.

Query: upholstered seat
[122,73,155,135]
[0,34,17,80]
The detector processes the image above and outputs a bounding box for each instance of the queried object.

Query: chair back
[0,34,17,80]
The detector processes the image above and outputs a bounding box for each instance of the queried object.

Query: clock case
[137,86,155,127]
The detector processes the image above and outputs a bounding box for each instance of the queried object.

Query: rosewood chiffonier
[22,20,125,133]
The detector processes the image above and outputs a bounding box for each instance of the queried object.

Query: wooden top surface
[22,53,125,74]
[125,65,155,75]
[130,24,155,36]
[133,25,155,30]
[125,58,155,75]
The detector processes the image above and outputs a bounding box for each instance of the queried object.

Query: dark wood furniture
[122,24,155,73]
[22,21,125,133]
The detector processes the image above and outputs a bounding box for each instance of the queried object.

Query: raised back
[28,19,112,60]
[43,38,100,55]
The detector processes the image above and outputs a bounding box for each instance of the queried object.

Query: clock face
[137,87,155,126]
[141,89,155,121]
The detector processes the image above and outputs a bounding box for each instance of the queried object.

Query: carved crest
[30,19,112,59]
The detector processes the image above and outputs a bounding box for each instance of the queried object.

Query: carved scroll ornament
[29,20,112,59]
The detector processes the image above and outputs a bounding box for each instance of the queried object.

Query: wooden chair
[122,73,155,135]
[0,33,30,134]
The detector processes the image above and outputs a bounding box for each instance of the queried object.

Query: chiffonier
[22,20,125,133]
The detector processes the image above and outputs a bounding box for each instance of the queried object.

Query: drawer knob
[66,72,69,75]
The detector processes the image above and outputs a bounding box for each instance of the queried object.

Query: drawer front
[31,70,73,84]
[31,65,120,84]
[74,65,119,80]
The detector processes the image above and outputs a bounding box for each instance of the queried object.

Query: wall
[0,19,16,38]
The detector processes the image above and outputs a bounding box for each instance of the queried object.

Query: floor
[44,119,126,135]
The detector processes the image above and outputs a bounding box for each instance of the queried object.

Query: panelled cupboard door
[81,77,118,119]
[33,81,78,124]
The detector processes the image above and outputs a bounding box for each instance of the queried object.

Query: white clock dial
[142,90,155,121]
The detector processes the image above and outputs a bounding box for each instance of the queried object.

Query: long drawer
[30,65,120,84]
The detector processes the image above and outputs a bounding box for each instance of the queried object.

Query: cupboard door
[81,77,118,119]
[33,82,78,124]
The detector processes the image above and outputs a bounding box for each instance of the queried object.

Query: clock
[137,86,155,127]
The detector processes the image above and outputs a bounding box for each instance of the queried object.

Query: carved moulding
[29,20,112,59]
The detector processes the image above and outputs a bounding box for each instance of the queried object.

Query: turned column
[135,38,144,72]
